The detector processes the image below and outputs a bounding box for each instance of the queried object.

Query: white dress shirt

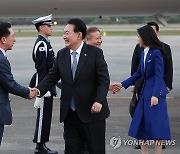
[0,48,6,57]
[143,47,150,68]
[70,41,84,65]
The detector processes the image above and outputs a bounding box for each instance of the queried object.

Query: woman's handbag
[129,93,138,118]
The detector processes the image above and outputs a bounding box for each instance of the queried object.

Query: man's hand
[91,102,102,113]
[28,87,39,99]
[109,83,122,94]
[28,87,36,99]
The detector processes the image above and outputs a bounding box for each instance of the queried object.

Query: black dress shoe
[135,144,141,149]
[162,145,166,149]
[34,143,58,154]
[43,144,58,154]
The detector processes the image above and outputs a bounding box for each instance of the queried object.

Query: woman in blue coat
[121,25,171,154]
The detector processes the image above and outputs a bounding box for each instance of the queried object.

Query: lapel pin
[84,54,87,56]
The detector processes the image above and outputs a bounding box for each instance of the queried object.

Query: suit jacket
[131,43,173,91]
[37,43,110,123]
[0,51,29,125]
[123,49,169,99]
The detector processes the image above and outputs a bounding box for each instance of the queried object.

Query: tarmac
[0,36,180,154]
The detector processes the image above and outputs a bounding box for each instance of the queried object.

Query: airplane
[0,0,180,25]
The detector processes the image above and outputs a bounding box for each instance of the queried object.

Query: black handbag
[129,93,138,118]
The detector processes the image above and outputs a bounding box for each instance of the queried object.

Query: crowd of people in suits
[0,15,173,154]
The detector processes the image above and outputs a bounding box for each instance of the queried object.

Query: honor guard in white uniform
[31,14,58,154]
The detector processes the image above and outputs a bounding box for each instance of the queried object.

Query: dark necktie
[70,52,77,111]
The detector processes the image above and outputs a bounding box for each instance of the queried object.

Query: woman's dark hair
[68,18,87,39]
[147,22,159,32]
[137,25,167,61]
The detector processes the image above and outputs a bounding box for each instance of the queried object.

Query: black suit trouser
[33,96,53,143]
[0,124,4,145]
[64,109,106,154]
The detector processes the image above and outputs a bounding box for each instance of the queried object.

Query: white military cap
[32,14,53,26]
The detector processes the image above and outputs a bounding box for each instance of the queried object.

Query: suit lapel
[0,49,6,57]
[63,48,73,83]
[74,43,88,81]
[0,50,3,57]
[0,49,9,62]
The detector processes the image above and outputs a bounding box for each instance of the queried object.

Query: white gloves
[34,91,51,109]
[34,97,43,108]
[44,91,51,97]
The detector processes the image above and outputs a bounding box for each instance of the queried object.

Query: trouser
[33,96,53,143]
[0,124,4,145]
[64,109,106,154]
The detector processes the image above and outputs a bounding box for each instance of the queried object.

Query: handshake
[28,88,52,109]
[109,83,123,94]
[28,87,39,99]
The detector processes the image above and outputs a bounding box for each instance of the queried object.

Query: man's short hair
[68,18,87,39]
[147,22,159,32]
[0,22,11,39]
[86,27,100,39]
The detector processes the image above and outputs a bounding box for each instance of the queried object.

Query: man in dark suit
[85,27,119,94]
[0,22,33,145]
[32,18,110,154]
[131,22,173,149]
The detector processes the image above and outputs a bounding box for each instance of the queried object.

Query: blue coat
[0,51,29,125]
[122,49,171,140]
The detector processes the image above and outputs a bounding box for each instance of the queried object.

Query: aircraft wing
[0,0,180,17]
